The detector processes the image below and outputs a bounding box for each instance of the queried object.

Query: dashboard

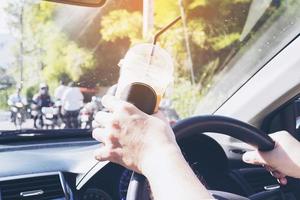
[0,134,298,200]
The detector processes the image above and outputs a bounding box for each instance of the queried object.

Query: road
[0,111,34,130]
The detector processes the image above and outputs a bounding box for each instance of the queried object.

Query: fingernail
[95,155,102,161]
[242,153,250,162]
[278,177,287,185]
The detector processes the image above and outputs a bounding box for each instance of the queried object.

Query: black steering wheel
[126,115,275,200]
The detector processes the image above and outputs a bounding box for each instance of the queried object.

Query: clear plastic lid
[117,43,174,96]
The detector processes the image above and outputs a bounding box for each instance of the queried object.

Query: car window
[0,0,299,132]
[194,0,300,116]
[261,95,300,140]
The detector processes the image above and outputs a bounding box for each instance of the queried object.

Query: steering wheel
[126,115,275,200]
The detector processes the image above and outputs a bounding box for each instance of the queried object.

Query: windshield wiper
[0,129,92,143]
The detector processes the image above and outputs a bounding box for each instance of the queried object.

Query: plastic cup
[116,43,174,114]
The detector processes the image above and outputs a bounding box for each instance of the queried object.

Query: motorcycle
[53,100,65,129]
[41,106,59,129]
[10,102,26,130]
[62,109,80,129]
[80,109,93,129]
[79,97,103,129]
[31,104,43,129]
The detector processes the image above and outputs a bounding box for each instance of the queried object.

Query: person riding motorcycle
[54,80,68,102]
[61,82,83,128]
[31,83,53,128]
[54,80,69,125]
[83,96,103,114]
[7,85,28,123]
[80,96,103,129]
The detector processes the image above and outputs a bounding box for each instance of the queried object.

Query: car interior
[1,90,300,200]
[0,0,299,200]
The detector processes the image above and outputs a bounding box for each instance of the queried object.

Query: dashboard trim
[76,161,109,190]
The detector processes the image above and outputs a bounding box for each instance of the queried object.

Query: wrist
[139,143,214,200]
[293,144,300,178]
[140,143,184,177]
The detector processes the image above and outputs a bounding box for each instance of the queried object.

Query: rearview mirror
[46,0,106,7]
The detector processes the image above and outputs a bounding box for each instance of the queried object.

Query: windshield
[0,0,299,132]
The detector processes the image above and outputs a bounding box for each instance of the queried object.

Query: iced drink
[116,43,174,115]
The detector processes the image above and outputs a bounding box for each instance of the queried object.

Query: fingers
[93,111,113,128]
[93,128,122,162]
[102,95,141,115]
[92,126,121,145]
[242,151,267,165]
[270,171,286,179]
[101,95,120,112]
[94,147,111,161]
[94,146,122,162]
[277,177,287,185]
[264,166,288,185]
[92,128,109,143]
[153,111,169,124]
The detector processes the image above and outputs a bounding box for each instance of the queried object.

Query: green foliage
[100,10,143,44]
[188,20,206,48]
[154,0,179,27]
[65,43,95,81]
[171,78,202,118]
[2,0,253,117]
[188,0,207,10]
[198,58,219,89]
[30,3,95,84]
[4,1,95,98]
[25,85,38,100]
[25,2,56,29]
[209,32,240,50]
[42,33,95,84]
[0,90,9,110]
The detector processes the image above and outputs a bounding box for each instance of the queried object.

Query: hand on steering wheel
[92,95,276,200]
[243,131,300,185]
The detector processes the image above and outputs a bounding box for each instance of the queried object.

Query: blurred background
[0,0,285,124]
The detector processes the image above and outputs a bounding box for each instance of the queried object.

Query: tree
[100,10,143,44]
[3,1,95,96]
[98,0,252,117]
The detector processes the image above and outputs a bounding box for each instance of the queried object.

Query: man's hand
[92,95,179,174]
[243,131,300,185]
[92,95,213,200]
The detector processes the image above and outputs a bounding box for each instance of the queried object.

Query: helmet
[39,83,48,89]
[39,83,49,95]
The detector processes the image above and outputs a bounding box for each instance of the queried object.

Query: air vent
[0,173,66,200]
[243,170,278,193]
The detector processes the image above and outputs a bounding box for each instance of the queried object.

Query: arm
[78,90,84,108]
[143,145,212,200]
[243,131,300,184]
[92,95,213,200]
[61,92,67,107]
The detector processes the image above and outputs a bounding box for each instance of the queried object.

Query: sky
[0,0,10,34]
[0,0,15,68]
